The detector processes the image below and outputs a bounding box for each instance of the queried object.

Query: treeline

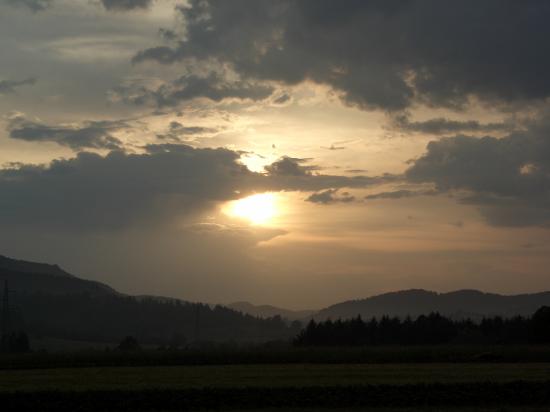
[1,332,30,353]
[294,307,550,346]
[12,293,299,345]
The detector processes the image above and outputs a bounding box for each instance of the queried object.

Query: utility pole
[1,280,9,351]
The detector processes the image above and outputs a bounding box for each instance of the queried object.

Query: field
[2,347,550,411]
[5,344,550,369]
[1,363,550,392]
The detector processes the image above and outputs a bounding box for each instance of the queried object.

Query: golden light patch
[225,193,278,225]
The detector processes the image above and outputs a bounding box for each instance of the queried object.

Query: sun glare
[226,193,278,225]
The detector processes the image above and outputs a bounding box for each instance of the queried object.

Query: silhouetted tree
[531,306,550,343]
[169,332,186,350]
[294,308,550,346]
[1,331,30,353]
[11,293,294,344]
[117,336,141,351]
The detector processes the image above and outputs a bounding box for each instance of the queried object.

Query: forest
[294,307,550,346]
[11,293,298,345]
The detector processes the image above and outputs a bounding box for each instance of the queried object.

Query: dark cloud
[100,0,152,11]
[6,114,125,151]
[391,113,510,135]
[156,122,219,142]
[168,121,218,136]
[405,115,550,226]
[264,156,318,176]
[114,73,274,107]
[155,134,181,143]
[159,28,178,42]
[0,78,36,94]
[133,0,550,112]
[306,189,355,204]
[459,195,550,228]
[5,0,153,12]
[5,0,52,12]
[0,145,385,232]
[322,144,346,151]
[273,93,291,105]
[365,189,437,200]
[0,146,252,232]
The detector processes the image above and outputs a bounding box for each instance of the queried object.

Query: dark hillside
[0,255,296,345]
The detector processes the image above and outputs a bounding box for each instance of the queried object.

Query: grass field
[0,363,550,392]
[2,382,550,411]
[2,350,550,410]
[4,345,550,369]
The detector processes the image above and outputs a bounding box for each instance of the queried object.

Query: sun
[225,193,278,225]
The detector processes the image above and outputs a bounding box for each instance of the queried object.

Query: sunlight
[225,193,278,225]
[240,153,275,173]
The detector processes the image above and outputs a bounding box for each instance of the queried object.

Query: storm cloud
[115,73,274,107]
[365,189,437,200]
[5,0,51,12]
[7,0,155,12]
[264,156,318,177]
[0,145,385,232]
[390,113,510,135]
[134,0,550,111]
[167,122,218,136]
[156,121,219,142]
[6,114,125,151]
[100,0,152,11]
[406,115,550,226]
[5,0,550,305]
[0,78,36,95]
[306,189,355,205]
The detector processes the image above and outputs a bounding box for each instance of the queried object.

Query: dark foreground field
[2,363,550,391]
[2,347,550,411]
[6,344,550,368]
[2,380,550,411]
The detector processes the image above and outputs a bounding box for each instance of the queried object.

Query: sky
[2,0,550,309]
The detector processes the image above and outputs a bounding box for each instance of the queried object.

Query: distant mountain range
[0,255,295,345]
[2,254,550,346]
[314,289,550,321]
[226,301,316,321]
[0,255,117,296]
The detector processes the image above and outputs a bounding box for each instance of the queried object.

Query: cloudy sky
[2,0,550,309]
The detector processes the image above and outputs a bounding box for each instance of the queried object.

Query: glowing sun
[226,193,278,225]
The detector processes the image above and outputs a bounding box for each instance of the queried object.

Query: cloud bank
[100,0,152,11]
[0,78,36,95]
[6,114,125,151]
[406,115,550,226]
[0,145,385,232]
[134,0,550,111]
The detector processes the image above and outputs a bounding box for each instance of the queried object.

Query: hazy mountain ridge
[3,254,550,345]
[315,289,550,321]
[0,255,74,278]
[226,301,317,321]
[0,255,117,296]
[0,255,296,344]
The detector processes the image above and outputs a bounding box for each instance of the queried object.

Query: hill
[0,255,117,296]
[3,254,550,345]
[0,255,297,345]
[226,301,316,321]
[315,289,550,321]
